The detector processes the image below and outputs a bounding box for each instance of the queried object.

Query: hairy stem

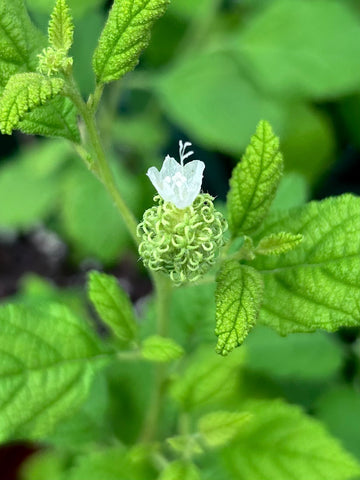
[65,77,138,245]
[140,275,172,442]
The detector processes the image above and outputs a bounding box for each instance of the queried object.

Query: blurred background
[1,0,360,478]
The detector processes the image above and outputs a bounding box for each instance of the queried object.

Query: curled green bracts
[137,194,227,285]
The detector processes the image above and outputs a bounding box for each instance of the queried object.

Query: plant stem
[65,76,139,245]
[67,76,174,444]
[140,275,172,442]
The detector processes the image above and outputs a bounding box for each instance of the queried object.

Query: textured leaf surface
[246,326,343,380]
[93,0,170,84]
[198,411,252,448]
[0,303,108,441]
[227,120,284,236]
[49,0,74,53]
[0,73,64,135]
[223,400,360,480]
[215,262,264,356]
[253,194,360,334]
[159,460,201,480]
[238,0,360,99]
[0,0,44,93]
[141,335,184,363]
[256,232,303,256]
[18,96,80,142]
[88,271,137,343]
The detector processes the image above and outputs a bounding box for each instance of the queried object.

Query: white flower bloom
[147,141,205,209]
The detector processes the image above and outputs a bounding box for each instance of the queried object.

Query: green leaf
[26,0,104,20]
[159,460,200,480]
[256,232,303,256]
[215,261,264,356]
[88,271,138,343]
[227,120,284,236]
[18,96,80,142]
[316,386,360,461]
[142,283,217,350]
[270,172,309,213]
[20,450,66,480]
[141,335,184,363]
[237,0,360,99]
[68,446,152,480]
[48,0,74,53]
[0,0,45,93]
[171,347,245,411]
[0,140,69,230]
[222,399,360,480]
[60,162,139,263]
[198,410,252,449]
[281,104,335,183]
[93,0,170,84]
[0,73,64,135]
[253,194,360,334]
[0,303,109,441]
[167,435,204,456]
[246,326,344,381]
[155,52,286,154]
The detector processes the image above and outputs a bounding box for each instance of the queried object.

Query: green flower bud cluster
[137,194,227,285]
[37,47,73,76]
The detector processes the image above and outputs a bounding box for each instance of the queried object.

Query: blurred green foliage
[1,1,360,479]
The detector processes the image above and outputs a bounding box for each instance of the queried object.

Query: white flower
[147,141,205,209]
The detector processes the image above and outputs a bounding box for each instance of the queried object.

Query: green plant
[0,1,360,479]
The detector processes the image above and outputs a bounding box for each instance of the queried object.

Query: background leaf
[222,399,360,480]
[236,0,360,99]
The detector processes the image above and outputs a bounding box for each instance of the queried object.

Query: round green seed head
[137,194,227,285]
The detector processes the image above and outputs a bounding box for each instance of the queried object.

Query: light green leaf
[18,96,80,142]
[215,262,264,356]
[237,0,360,99]
[0,303,109,441]
[49,0,74,53]
[253,194,360,334]
[68,447,151,480]
[0,140,69,230]
[281,104,335,183]
[141,335,184,363]
[256,232,303,256]
[159,460,201,480]
[155,52,286,154]
[222,399,360,480]
[227,120,283,236]
[60,162,139,263]
[0,73,64,135]
[88,271,138,343]
[93,0,170,84]
[20,450,66,480]
[198,410,252,449]
[246,326,343,381]
[270,172,309,213]
[316,386,360,461]
[171,347,245,411]
[167,435,204,456]
[0,0,45,93]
